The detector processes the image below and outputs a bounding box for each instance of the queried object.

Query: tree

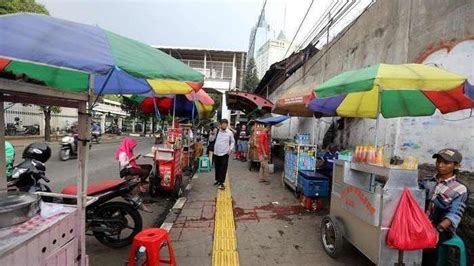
[243,58,260,92]
[121,97,152,134]
[39,106,61,141]
[103,95,122,103]
[0,0,49,15]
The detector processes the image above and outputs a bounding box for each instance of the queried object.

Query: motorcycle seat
[61,179,126,196]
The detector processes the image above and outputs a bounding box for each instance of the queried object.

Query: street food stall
[323,160,424,264]
[0,13,205,265]
[0,78,91,265]
[309,63,473,265]
[282,140,318,194]
[147,128,184,198]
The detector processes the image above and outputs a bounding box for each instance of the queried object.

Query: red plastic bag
[386,187,438,250]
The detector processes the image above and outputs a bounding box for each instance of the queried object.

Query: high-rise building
[255,31,295,79]
[247,11,271,62]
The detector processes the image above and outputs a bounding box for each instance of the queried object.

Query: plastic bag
[386,187,438,250]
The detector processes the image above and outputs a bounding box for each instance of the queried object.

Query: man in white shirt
[213,119,235,190]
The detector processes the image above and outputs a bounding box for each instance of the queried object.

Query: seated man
[421,148,469,265]
[317,144,339,178]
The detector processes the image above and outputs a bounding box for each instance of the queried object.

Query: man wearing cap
[422,148,469,265]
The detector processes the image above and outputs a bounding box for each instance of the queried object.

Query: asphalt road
[13,137,155,192]
[13,137,177,265]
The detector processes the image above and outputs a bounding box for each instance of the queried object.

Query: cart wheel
[320,215,345,258]
[149,174,160,197]
[172,175,183,198]
[294,188,301,199]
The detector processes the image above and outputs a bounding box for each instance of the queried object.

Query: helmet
[22,143,51,163]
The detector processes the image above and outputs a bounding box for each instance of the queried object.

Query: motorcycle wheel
[92,201,143,248]
[59,149,70,161]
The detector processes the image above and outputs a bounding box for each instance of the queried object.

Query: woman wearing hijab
[115,137,152,180]
[115,137,153,212]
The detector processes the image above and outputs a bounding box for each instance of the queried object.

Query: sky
[38,0,373,52]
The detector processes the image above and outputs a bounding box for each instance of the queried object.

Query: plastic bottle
[375,146,384,166]
[367,146,376,164]
[360,145,368,163]
[354,146,360,162]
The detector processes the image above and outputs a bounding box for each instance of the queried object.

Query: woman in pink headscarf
[115,137,152,179]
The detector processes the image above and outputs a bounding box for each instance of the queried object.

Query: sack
[386,187,438,250]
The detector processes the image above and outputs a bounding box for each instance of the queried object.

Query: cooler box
[297,170,329,197]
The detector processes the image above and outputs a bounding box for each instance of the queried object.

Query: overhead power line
[284,0,315,58]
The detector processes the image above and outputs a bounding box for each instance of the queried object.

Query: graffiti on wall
[416,38,474,82]
[397,38,474,170]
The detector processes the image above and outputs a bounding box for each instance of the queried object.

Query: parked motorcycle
[5,122,40,136]
[9,142,145,249]
[106,125,122,135]
[7,143,53,199]
[61,177,144,248]
[59,134,78,161]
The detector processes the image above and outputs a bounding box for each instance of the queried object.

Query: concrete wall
[270,0,474,171]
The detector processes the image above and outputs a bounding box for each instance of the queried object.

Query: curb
[159,173,198,232]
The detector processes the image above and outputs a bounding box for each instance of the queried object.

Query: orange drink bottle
[361,145,368,163]
[354,146,360,162]
[375,146,384,166]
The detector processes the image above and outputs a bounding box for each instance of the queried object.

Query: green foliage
[121,96,151,122]
[39,105,61,114]
[0,0,49,15]
[243,58,260,92]
[103,95,122,103]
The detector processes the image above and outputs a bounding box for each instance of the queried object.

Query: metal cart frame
[0,78,93,265]
[282,143,317,193]
[320,160,425,265]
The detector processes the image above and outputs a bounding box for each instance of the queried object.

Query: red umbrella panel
[139,97,173,115]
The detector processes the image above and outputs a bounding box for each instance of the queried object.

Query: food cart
[247,122,262,171]
[282,141,317,194]
[146,128,184,198]
[320,160,424,265]
[0,78,92,265]
[179,123,194,173]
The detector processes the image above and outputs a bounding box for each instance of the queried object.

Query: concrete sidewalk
[169,159,372,266]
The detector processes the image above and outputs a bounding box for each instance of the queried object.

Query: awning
[256,113,289,125]
[226,91,273,115]
[273,82,317,117]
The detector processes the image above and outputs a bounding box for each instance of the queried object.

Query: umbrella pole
[172,97,176,129]
[374,85,382,147]
[288,113,292,139]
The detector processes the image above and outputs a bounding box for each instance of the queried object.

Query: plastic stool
[198,156,211,173]
[128,228,177,266]
[437,234,466,266]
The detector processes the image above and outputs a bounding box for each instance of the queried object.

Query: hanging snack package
[386,187,438,250]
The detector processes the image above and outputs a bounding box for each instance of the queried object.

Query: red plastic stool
[128,228,177,266]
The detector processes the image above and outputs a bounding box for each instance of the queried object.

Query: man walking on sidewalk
[257,125,270,184]
[213,119,235,190]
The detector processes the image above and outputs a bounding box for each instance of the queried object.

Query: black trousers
[214,154,229,184]
[422,231,453,266]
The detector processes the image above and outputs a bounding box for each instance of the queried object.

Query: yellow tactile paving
[212,176,239,266]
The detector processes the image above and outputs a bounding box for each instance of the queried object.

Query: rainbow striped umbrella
[309,64,473,118]
[0,14,203,95]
